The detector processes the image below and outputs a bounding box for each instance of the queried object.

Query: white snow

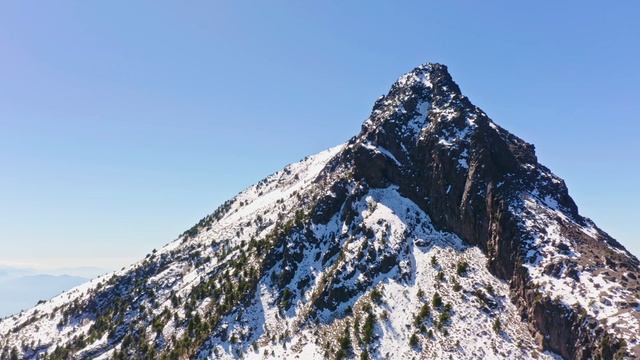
[519,194,640,344]
[196,187,558,359]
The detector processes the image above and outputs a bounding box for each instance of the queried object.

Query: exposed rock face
[1,63,638,360]
[344,63,639,359]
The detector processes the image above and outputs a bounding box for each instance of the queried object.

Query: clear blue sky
[1,1,638,271]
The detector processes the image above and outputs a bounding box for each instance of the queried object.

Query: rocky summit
[1,63,638,360]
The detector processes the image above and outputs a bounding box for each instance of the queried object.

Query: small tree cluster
[452,279,462,292]
[409,333,419,348]
[362,311,376,345]
[414,303,431,326]
[493,318,501,333]
[432,292,443,308]
[456,260,469,276]
[436,303,453,331]
[335,322,352,360]
[370,287,384,304]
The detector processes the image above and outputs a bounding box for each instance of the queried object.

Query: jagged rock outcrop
[1,63,638,360]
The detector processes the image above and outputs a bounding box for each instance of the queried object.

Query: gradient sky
[0,1,638,272]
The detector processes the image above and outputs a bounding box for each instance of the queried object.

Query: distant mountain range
[0,265,107,318]
[0,273,87,318]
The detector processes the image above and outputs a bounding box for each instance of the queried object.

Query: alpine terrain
[1,63,639,360]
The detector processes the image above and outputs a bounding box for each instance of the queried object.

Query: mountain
[1,63,638,360]
[0,274,88,318]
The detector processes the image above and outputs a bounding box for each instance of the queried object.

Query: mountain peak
[395,62,458,92]
[352,62,580,224]
[2,63,638,360]
[349,62,500,207]
[365,62,464,130]
[357,61,478,161]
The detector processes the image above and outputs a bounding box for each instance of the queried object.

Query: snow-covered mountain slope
[1,63,638,360]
